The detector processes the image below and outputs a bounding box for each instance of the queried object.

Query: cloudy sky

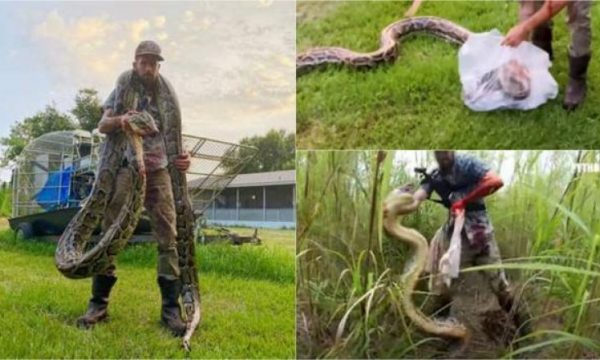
[0,1,295,181]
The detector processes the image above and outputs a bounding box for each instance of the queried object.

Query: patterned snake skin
[297,17,471,75]
[55,71,201,351]
[297,16,531,100]
[383,189,470,346]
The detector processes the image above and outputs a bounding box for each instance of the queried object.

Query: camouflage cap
[135,40,164,61]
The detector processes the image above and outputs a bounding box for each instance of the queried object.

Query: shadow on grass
[0,230,294,284]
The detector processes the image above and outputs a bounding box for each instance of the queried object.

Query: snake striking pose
[297,16,531,100]
[55,68,201,351]
[383,188,469,344]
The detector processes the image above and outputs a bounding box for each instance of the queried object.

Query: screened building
[189,170,295,229]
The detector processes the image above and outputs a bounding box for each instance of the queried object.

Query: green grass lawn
[0,225,295,358]
[297,1,600,149]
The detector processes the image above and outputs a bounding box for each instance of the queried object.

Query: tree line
[0,89,294,174]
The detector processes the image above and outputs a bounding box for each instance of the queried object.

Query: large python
[55,71,200,351]
[297,16,531,99]
[383,188,469,345]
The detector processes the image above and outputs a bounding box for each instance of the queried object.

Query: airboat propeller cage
[9,130,257,238]
[11,130,101,219]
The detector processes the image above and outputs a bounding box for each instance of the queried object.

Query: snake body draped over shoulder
[55,70,201,351]
[383,189,469,344]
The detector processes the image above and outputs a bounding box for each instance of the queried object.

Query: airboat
[8,129,258,244]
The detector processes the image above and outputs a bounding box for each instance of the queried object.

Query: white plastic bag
[458,29,558,111]
[426,212,464,293]
[438,211,464,288]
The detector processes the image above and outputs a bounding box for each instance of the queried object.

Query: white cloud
[157,32,168,41]
[183,10,195,23]
[258,0,274,8]
[153,15,166,29]
[129,18,150,43]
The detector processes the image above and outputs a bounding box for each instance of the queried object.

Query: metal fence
[183,135,257,213]
[11,130,257,220]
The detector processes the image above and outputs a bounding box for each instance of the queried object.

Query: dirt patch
[0,217,8,230]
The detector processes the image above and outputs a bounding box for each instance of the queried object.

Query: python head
[384,184,418,217]
[124,110,159,137]
[499,59,531,100]
[122,110,159,178]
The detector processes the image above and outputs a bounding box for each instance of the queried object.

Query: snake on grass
[297,16,531,100]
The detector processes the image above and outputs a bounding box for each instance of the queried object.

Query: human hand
[174,152,191,172]
[450,199,466,216]
[120,110,139,131]
[501,23,530,47]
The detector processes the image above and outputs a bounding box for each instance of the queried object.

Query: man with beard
[410,151,529,334]
[77,40,192,337]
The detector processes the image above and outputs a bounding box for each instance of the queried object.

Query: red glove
[450,171,503,215]
[451,199,466,215]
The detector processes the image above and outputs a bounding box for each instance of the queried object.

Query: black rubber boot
[76,274,117,329]
[563,53,591,111]
[158,277,187,337]
[531,25,553,60]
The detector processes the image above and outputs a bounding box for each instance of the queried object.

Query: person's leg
[144,168,186,336]
[77,167,132,328]
[564,0,592,110]
[519,0,554,59]
[476,234,532,337]
[145,169,180,280]
[475,235,509,297]
[426,223,476,318]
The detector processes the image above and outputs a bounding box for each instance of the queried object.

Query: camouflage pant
[424,221,533,335]
[455,228,510,296]
[424,222,510,314]
[519,0,592,57]
[101,167,180,280]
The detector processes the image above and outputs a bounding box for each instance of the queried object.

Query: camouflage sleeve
[103,89,116,111]
[460,155,491,183]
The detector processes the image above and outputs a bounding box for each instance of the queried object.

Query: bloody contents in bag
[499,59,531,100]
[468,59,531,103]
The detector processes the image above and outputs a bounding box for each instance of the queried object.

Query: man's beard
[134,71,158,90]
[141,74,158,89]
[439,162,454,174]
